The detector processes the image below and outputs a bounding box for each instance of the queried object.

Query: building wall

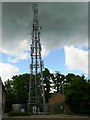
[0,77,6,116]
[49,92,71,113]
[49,92,65,105]
[0,77,2,119]
[49,92,66,113]
[2,90,6,113]
[12,104,26,112]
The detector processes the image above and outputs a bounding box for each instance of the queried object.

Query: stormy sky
[0,2,89,82]
[2,2,88,56]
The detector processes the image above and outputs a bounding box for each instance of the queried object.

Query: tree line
[4,68,90,115]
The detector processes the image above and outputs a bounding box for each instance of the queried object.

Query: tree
[65,75,90,115]
[51,71,65,93]
[5,79,15,112]
[5,70,90,115]
[4,74,29,112]
[4,69,52,112]
[43,68,52,102]
[12,74,29,104]
[65,73,76,84]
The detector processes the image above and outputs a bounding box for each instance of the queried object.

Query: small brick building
[49,92,69,113]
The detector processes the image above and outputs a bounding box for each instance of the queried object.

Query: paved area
[1,114,90,120]
[6,114,89,120]
[30,114,88,118]
[1,114,8,120]
[0,115,2,120]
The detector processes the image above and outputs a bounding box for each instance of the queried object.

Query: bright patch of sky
[0,46,89,82]
[44,48,66,72]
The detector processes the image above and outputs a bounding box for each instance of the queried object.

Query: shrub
[9,111,31,116]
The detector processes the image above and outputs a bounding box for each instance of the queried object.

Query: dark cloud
[2,2,88,55]
[1,0,89,2]
[39,2,88,49]
[2,2,32,43]
[0,1,2,51]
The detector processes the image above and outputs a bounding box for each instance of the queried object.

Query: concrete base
[7,115,89,120]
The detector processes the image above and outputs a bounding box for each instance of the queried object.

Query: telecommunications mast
[28,3,45,114]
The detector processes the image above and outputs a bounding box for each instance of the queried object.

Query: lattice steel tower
[28,3,45,114]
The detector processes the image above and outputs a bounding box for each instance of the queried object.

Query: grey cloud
[2,2,32,42]
[0,1,2,51]
[1,0,89,2]
[2,2,88,55]
[38,2,88,49]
